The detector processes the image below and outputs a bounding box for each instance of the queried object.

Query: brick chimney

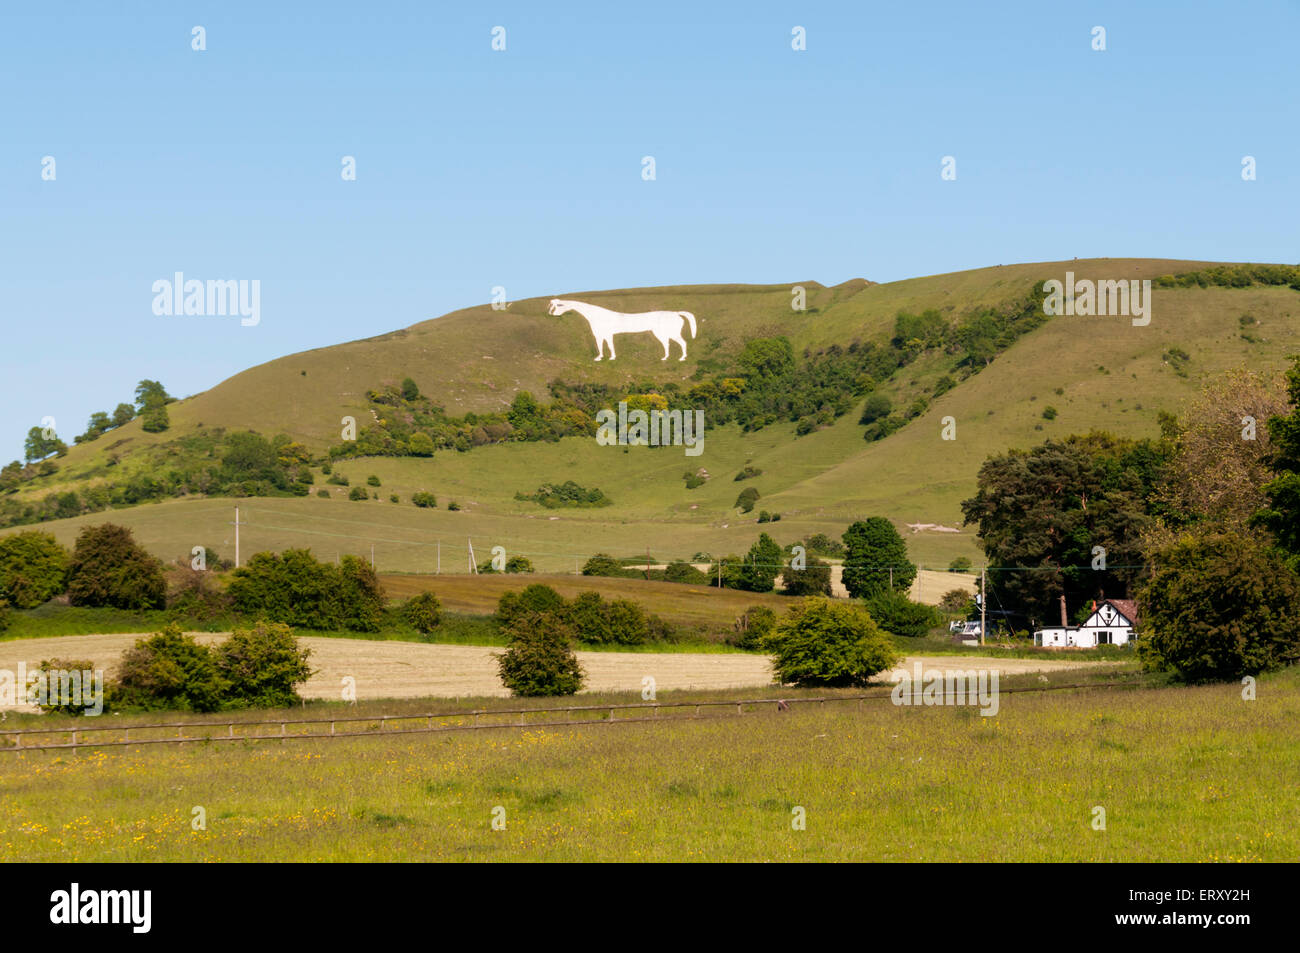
[1060,594,1068,628]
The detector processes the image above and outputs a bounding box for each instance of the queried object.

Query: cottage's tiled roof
[1105,599,1138,625]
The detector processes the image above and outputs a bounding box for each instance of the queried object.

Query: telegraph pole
[437,540,441,575]
[980,568,987,646]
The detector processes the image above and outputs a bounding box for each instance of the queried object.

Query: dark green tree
[737,533,783,592]
[842,518,915,599]
[0,530,70,608]
[767,598,899,687]
[960,435,1165,623]
[496,610,585,696]
[23,426,66,462]
[66,523,166,610]
[111,402,136,427]
[782,554,833,596]
[1137,531,1300,681]
[1254,356,1300,561]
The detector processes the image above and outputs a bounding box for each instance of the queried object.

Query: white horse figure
[548,298,697,361]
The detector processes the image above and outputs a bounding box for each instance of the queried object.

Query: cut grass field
[2,665,1294,861]
[0,630,1119,711]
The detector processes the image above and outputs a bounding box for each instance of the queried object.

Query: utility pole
[437,540,441,575]
[980,568,987,646]
[370,543,375,569]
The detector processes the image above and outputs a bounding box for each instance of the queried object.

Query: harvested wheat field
[0,633,1115,710]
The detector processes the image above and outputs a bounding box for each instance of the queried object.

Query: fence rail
[0,679,1146,753]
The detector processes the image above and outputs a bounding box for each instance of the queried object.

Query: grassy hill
[6,258,1298,573]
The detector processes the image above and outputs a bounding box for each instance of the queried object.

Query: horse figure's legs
[654,331,672,360]
[671,333,688,360]
[604,336,616,360]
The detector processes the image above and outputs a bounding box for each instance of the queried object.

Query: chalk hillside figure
[548,298,697,361]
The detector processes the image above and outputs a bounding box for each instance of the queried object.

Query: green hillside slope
[6,258,1297,572]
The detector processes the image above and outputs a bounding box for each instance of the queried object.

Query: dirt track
[0,633,1114,710]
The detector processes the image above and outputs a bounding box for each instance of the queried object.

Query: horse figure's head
[547,298,574,316]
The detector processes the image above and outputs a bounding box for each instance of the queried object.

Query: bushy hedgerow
[495,585,667,646]
[581,554,626,577]
[66,523,166,610]
[108,625,230,712]
[107,622,312,712]
[226,549,386,632]
[664,560,708,584]
[0,530,69,608]
[766,598,899,687]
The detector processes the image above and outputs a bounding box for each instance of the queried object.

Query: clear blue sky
[2,0,1296,460]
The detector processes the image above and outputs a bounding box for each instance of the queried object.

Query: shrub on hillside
[505,556,535,573]
[581,553,626,577]
[865,590,942,638]
[663,560,708,584]
[767,598,899,687]
[411,491,437,508]
[730,605,776,650]
[948,556,972,573]
[734,486,760,513]
[66,523,166,610]
[0,530,70,608]
[402,591,442,634]
[214,621,313,709]
[496,611,585,697]
[366,475,381,487]
[734,466,762,481]
[348,486,368,501]
[1137,532,1300,682]
[804,533,845,558]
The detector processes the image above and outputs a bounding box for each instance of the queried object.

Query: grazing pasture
[2,665,1294,862]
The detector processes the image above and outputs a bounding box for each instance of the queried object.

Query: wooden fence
[0,680,1144,753]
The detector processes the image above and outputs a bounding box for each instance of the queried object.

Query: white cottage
[1033,599,1137,648]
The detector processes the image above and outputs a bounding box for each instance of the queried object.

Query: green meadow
[2,665,1294,862]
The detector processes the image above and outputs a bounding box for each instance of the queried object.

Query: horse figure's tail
[679,311,697,338]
